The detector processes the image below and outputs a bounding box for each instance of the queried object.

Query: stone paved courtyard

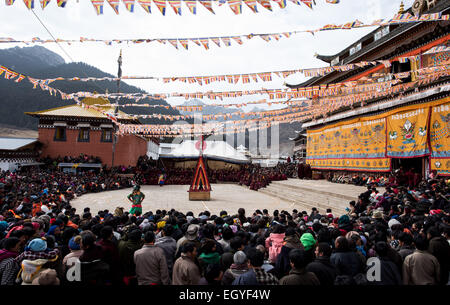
[71,183,294,216]
[71,179,365,216]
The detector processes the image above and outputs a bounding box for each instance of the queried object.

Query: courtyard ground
[71,179,367,216]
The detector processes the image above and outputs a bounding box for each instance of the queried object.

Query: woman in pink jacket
[265,225,286,264]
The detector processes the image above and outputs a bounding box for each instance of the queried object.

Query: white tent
[160,140,250,164]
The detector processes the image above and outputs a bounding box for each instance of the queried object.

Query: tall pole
[111,49,122,168]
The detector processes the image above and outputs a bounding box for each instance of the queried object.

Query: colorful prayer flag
[300,0,313,9]
[22,0,34,9]
[221,37,231,46]
[210,37,220,47]
[168,0,181,15]
[232,36,243,44]
[179,39,188,50]
[228,0,242,14]
[40,0,50,9]
[153,0,166,15]
[57,0,67,7]
[273,0,286,8]
[257,0,271,11]
[122,0,135,12]
[5,1,15,6]
[168,39,178,49]
[184,0,196,14]
[90,0,104,15]
[107,0,120,14]
[199,38,209,50]
[138,0,152,13]
[244,0,257,13]
[198,0,214,14]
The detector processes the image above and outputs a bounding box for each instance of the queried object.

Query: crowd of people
[327,167,426,188]
[134,155,292,191]
[0,155,449,285]
[0,153,449,286]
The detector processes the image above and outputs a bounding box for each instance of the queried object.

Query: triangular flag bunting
[222,37,231,46]
[153,0,166,15]
[184,0,196,14]
[168,39,178,49]
[244,0,257,13]
[250,74,258,82]
[232,36,243,44]
[282,32,291,38]
[138,0,152,13]
[179,39,188,50]
[57,0,67,7]
[191,39,201,46]
[256,0,271,11]
[198,0,214,14]
[107,0,119,14]
[22,0,34,9]
[5,1,15,6]
[122,0,135,12]
[210,37,220,47]
[168,0,181,15]
[40,0,50,9]
[260,34,271,42]
[300,0,313,9]
[273,0,286,8]
[228,0,242,14]
[199,38,209,50]
[90,0,104,15]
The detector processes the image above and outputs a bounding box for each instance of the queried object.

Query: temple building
[288,0,450,177]
[26,97,157,167]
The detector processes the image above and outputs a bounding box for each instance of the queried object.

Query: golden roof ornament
[398,1,405,13]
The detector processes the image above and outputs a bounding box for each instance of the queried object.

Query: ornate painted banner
[306,114,390,172]
[307,97,450,173]
[430,99,450,176]
[386,105,430,158]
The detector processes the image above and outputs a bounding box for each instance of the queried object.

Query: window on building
[349,42,362,56]
[78,128,90,142]
[101,129,113,142]
[374,26,390,41]
[54,127,66,142]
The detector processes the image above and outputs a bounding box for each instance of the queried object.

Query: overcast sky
[0,0,415,108]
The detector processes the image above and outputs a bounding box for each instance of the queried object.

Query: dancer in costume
[127,185,145,216]
[158,173,165,187]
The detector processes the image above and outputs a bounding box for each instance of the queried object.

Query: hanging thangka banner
[430,98,450,176]
[386,104,430,158]
[306,113,390,172]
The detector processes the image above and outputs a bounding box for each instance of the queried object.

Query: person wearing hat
[127,185,145,216]
[18,238,59,285]
[62,236,83,273]
[175,224,200,258]
[222,250,249,285]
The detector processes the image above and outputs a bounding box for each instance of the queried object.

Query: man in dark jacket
[96,225,121,284]
[274,228,303,278]
[280,249,320,285]
[118,228,143,284]
[155,224,177,277]
[330,236,365,278]
[427,226,450,285]
[371,241,402,285]
[397,232,415,261]
[221,237,245,271]
[306,242,336,285]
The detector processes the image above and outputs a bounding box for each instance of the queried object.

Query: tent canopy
[160,140,250,164]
